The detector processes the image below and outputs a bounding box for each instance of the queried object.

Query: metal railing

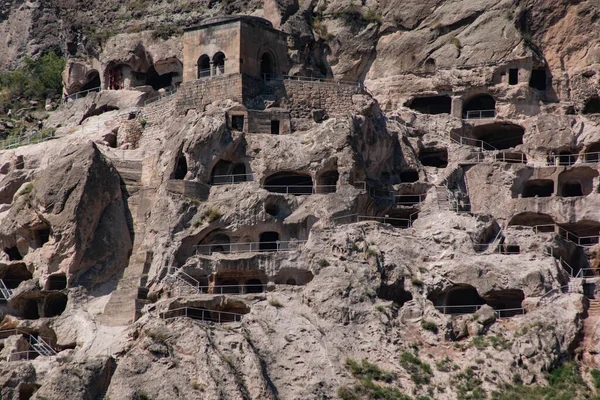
[451,135,497,151]
[434,305,525,317]
[464,109,496,119]
[331,214,414,229]
[0,130,54,151]
[173,283,267,295]
[195,240,306,255]
[62,86,101,103]
[160,307,243,323]
[0,329,57,360]
[0,279,13,300]
[262,184,337,195]
[277,74,363,88]
[514,223,600,248]
[495,152,527,163]
[394,194,426,206]
[144,86,178,106]
[210,174,255,185]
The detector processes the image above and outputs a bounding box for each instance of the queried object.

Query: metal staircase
[29,335,57,357]
[0,279,13,300]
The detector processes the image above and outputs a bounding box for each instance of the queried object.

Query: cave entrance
[529,69,547,91]
[561,182,583,197]
[3,265,32,289]
[43,293,68,317]
[46,274,67,290]
[82,70,101,92]
[406,95,452,115]
[463,94,496,119]
[508,212,555,232]
[472,123,525,150]
[173,155,187,180]
[484,290,524,311]
[377,281,413,306]
[264,172,314,195]
[558,151,577,166]
[34,227,51,247]
[231,115,245,131]
[211,160,233,185]
[399,169,419,183]
[18,383,39,400]
[585,143,600,163]
[146,66,173,91]
[3,247,22,261]
[210,234,231,254]
[23,300,39,319]
[522,179,554,198]
[245,279,264,293]
[559,221,600,246]
[317,170,339,194]
[219,279,240,294]
[232,163,248,183]
[443,285,486,314]
[259,231,280,251]
[583,97,600,114]
[419,148,448,168]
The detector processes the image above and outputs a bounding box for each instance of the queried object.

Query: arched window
[232,163,247,183]
[260,52,276,80]
[213,52,226,75]
[197,55,210,78]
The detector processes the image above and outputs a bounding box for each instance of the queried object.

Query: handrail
[262,184,338,195]
[434,304,525,317]
[450,134,497,151]
[210,174,255,185]
[143,86,179,106]
[160,307,244,323]
[62,86,101,103]
[195,240,306,255]
[0,279,14,300]
[464,109,496,120]
[394,193,426,206]
[0,130,54,151]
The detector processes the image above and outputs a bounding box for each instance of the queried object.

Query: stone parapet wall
[278,79,363,118]
[140,96,177,148]
[175,74,244,113]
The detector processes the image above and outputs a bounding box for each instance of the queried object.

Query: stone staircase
[435,186,449,210]
[577,299,600,365]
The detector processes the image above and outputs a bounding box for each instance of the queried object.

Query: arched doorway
[210,234,231,254]
[173,155,187,180]
[260,52,276,80]
[463,94,496,119]
[219,279,240,294]
[213,52,226,75]
[444,285,486,314]
[210,160,233,185]
[82,70,101,92]
[259,232,280,251]
[264,171,314,195]
[197,54,210,78]
[318,170,339,194]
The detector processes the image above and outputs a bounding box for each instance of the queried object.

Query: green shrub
[411,277,424,286]
[375,305,386,313]
[344,358,397,383]
[436,357,452,372]
[268,299,283,308]
[136,390,151,400]
[400,352,433,385]
[421,320,438,333]
[20,182,34,196]
[317,259,330,267]
[449,36,462,49]
[591,369,600,389]
[152,23,184,40]
[202,207,222,222]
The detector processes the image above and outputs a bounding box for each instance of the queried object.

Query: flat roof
[184,15,273,32]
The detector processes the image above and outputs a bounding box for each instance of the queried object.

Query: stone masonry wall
[175,74,244,113]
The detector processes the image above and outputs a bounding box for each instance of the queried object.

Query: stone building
[182,15,288,81]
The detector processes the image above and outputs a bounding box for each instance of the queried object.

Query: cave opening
[529,69,547,91]
[35,228,51,247]
[18,383,39,400]
[443,285,486,314]
[406,95,452,114]
[317,170,339,194]
[508,212,555,232]
[219,279,240,294]
[3,265,32,289]
[585,143,600,163]
[43,293,68,317]
[259,231,280,251]
[463,94,496,119]
[270,120,280,135]
[173,155,187,180]
[23,300,39,320]
[508,68,518,85]
[522,179,554,198]
[146,66,174,91]
[232,163,248,183]
[46,274,67,290]
[419,148,448,168]
[3,247,22,261]
[245,279,264,293]
[472,123,525,150]
[264,172,314,195]
[82,70,101,92]
[209,234,231,254]
[286,278,297,285]
[561,182,583,197]
[377,281,413,306]
[583,97,600,114]
[399,169,419,183]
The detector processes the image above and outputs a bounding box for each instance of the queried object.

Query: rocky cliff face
[1,1,600,400]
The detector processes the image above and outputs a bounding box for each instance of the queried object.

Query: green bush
[421,320,438,333]
[399,352,433,385]
[591,369,600,389]
[0,51,65,106]
[268,299,284,308]
[152,24,184,40]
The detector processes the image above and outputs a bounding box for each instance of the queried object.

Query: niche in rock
[259,231,280,251]
[399,169,419,183]
[508,212,555,232]
[46,274,67,290]
[483,289,524,310]
[585,143,600,163]
[3,264,32,289]
[522,179,554,198]
[558,167,598,197]
[3,247,22,261]
[219,279,240,294]
[34,227,51,247]
[406,95,451,115]
[463,94,496,118]
[377,280,413,306]
[172,155,187,180]
[529,69,547,91]
[82,70,101,92]
[442,285,486,314]
[472,123,525,150]
[245,278,264,293]
[23,299,39,319]
[18,383,40,400]
[317,170,339,194]
[43,293,68,317]
[264,172,313,195]
[583,97,600,114]
[508,68,518,85]
[419,148,448,168]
